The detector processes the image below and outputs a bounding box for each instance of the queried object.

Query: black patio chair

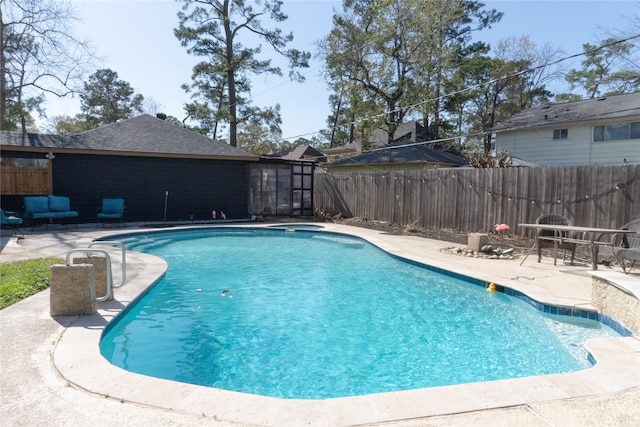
[612,219,640,274]
[536,214,576,265]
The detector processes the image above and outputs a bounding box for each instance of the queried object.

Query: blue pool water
[100,228,621,399]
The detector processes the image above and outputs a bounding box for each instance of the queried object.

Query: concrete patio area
[1,223,639,426]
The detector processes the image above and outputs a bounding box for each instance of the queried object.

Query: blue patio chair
[1,208,24,236]
[97,198,125,227]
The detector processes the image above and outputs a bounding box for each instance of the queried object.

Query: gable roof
[368,121,431,145]
[493,92,640,132]
[264,145,326,162]
[325,121,432,155]
[329,141,468,168]
[0,114,258,161]
[324,142,357,154]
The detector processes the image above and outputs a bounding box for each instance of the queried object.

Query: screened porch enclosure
[248,162,314,217]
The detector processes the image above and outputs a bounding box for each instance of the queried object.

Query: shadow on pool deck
[1,222,639,426]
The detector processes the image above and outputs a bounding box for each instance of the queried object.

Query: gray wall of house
[1,153,249,223]
[495,125,640,166]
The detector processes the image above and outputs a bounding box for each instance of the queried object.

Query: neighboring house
[325,141,468,172]
[493,92,640,166]
[367,121,431,147]
[0,114,314,222]
[325,121,431,163]
[324,142,359,163]
[264,145,327,163]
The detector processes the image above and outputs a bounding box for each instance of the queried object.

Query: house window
[552,129,568,140]
[593,121,640,141]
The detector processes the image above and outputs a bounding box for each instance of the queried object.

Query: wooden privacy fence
[314,165,639,235]
[0,166,49,195]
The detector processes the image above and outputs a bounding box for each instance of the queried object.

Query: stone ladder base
[50,264,96,316]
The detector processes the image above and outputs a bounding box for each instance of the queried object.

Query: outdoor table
[518,223,635,270]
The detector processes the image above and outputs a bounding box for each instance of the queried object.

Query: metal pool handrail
[65,248,113,302]
[88,241,127,287]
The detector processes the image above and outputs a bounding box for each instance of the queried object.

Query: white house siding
[496,124,640,166]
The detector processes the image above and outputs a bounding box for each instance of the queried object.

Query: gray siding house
[493,92,640,166]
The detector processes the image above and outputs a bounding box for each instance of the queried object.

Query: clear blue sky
[41,0,639,141]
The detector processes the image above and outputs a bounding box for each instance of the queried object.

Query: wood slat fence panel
[314,165,639,235]
[0,167,49,195]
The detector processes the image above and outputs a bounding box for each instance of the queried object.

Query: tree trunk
[348,111,355,145]
[386,98,399,146]
[329,92,342,148]
[484,133,492,154]
[213,84,225,140]
[223,0,238,147]
[0,9,6,130]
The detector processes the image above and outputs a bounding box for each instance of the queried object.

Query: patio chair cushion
[0,209,22,225]
[97,213,122,220]
[50,211,79,218]
[48,195,71,212]
[31,212,55,219]
[101,198,125,215]
[24,196,49,213]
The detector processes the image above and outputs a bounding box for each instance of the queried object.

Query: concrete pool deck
[1,222,639,426]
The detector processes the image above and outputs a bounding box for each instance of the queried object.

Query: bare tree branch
[1,0,96,130]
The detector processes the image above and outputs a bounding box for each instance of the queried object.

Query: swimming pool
[100,227,622,399]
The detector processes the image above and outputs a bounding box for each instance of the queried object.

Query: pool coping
[52,223,640,426]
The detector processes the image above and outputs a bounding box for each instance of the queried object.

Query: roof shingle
[492,92,640,132]
[330,141,467,167]
[1,114,257,160]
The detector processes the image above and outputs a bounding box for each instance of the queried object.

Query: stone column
[50,264,97,316]
[468,233,488,252]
